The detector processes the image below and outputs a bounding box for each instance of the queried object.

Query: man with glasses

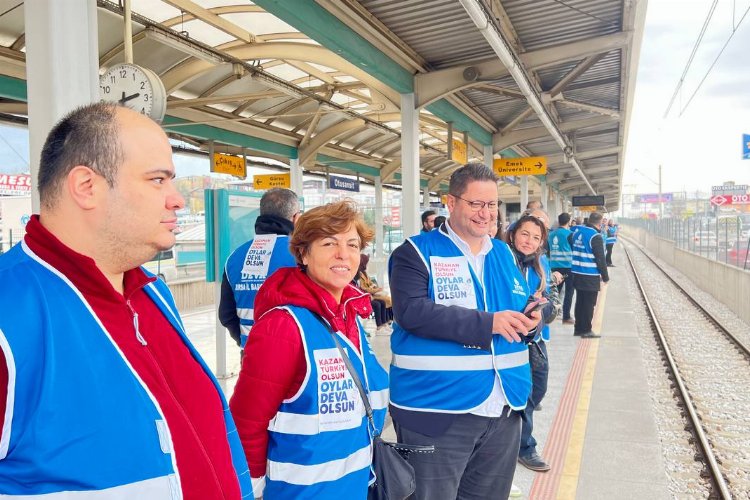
[219,188,300,352]
[389,163,540,500]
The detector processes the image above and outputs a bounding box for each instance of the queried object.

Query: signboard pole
[658,164,663,219]
[446,122,453,160]
[211,190,227,382]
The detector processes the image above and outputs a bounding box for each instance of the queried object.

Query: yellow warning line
[556,284,607,499]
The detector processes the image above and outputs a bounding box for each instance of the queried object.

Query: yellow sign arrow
[493,156,547,176]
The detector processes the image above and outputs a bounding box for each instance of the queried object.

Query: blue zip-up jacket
[264,306,388,499]
[0,242,251,498]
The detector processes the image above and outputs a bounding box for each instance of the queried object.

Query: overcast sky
[623,0,750,196]
[2,0,749,198]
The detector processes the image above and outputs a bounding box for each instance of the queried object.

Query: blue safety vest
[389,230,531,412]
[225,234,296,347]
[0,242,251,498]
[548,227,573,269]
[265,306,389,500]
[571,226,601,277]
[606,225,618,245]
[524,255,552,343]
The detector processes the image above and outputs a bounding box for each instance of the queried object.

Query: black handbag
[329,333,434,500]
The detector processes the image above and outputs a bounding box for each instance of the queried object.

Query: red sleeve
[0,345,7,442]
[229,309,306,477]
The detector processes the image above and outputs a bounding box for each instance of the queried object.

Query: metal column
[520,176,529,211]
[25,0,99,212]
[540,177,548,210]
[400,93,420,237]
[483,144,493,171]
[290,156,303,195]
[374,175,385,286]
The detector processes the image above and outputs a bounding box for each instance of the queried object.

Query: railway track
[623,239,750,499]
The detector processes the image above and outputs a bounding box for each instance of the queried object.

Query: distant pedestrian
[549,212,575,324]
[219,188,299,351]
[605,219,618,266]
[433,215,446,231]
[571,212,609,338]
[421,209,437,233]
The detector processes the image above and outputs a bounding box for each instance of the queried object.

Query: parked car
[727,240,750,268]
[693,231,717,251]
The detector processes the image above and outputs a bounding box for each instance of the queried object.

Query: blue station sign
[328,175,360,192]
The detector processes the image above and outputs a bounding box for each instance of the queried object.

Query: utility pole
[658,164,663,219]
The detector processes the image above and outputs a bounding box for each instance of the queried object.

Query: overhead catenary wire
[679,3,750,117]
[663,0,720,118]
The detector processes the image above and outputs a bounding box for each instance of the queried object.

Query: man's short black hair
[38,102,123,209]
[448,163,498,197]
[588,212,603,225]
[558,212,571,226]
[421,210,436,225]
[259,188,299,220]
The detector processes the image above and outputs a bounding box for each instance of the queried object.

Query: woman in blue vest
[229,200,389,500]
[505,214,558,472]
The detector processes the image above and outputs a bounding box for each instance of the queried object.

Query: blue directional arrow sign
[743,133,750,160]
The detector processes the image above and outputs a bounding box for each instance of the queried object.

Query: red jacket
[229,267,372,478]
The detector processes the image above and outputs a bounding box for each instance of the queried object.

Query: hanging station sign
[328,175,360,192]
[493,156,547,176]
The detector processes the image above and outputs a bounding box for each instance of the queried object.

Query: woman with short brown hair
[230,200,388,500]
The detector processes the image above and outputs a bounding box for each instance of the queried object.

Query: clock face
[99,63,166,122]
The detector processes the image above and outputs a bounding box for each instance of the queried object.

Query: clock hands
[118,92,141,105]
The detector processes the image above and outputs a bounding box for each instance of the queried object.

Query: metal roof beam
[415,31,631,108]
[161,0,256,43]
[545,146,621,165]
[493,115,617,151]
[299,118,366,166]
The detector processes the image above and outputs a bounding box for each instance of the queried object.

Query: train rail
[623,238,750,499]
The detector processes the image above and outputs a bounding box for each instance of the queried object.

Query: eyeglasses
[452,194,499,212]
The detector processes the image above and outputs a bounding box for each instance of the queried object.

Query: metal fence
[624,216,750,270]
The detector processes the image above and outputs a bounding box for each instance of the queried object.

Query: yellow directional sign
[451,139,468,164]
[493,156,547,176]
[576,206,599,212]
[254,173,291,190]
[212,153,246,177]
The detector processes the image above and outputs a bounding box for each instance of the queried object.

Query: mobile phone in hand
[523,298,547,318]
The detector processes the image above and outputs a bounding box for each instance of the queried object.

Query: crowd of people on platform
[0,103,620,500]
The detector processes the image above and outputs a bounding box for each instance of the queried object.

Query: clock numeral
[133,73,137,81]
[144,94,149,101]
[110,76,116,83]
[119,69,127,78]
[102,85,111,94]
[140,82,146,90]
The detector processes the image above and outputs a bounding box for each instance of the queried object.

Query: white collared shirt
[443,220,507,417]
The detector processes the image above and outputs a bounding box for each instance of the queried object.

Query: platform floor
[181,245,671,499]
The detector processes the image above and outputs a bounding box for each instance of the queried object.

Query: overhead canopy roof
[0,0,646,209]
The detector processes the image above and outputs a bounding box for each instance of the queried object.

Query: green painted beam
[0,76,26,101]
[162,116,297,158]
[425,100,492,146]
[317,154,380,178]
[253,0,412,93]
[252,0,493,146]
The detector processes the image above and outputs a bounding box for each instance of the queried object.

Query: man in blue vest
[389,163,541,500]
[549,212,575,324]
[605,218,618,266]
[219,188,299,351]
[421,209,437,233]
[571,212,609,338]
[0,103,251,497]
